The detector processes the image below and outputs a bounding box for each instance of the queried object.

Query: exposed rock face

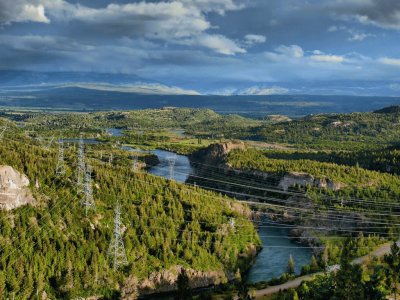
[189,142,245,166]
[278,171,346,191]
[0,165,35,210]
[138,265,234,295]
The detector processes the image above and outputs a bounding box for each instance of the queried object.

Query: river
[245,223,312,283]
[108,129,312,282]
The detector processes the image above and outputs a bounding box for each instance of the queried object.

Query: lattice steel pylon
[108,199,128,270]
[76,133,85,193]
[82,165,96,216]
[0,126,7,140]
[55,139,66,175]
[166,155,177,180]
[45,135,55,150]
[109,152,113,166]
[132,154,139,172]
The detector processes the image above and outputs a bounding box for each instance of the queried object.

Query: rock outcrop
[278,171,346,191]
[189,142,245,166]
[138,265,235,295]
[0,165,35,210]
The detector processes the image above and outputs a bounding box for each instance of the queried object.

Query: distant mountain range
[0,70,200,95]
[0,70,399,117]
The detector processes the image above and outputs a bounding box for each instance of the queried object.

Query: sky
[0,0,400,95]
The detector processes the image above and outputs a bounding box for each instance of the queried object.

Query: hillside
[0,124,260,299]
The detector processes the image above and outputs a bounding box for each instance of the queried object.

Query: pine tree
[310,255,319,273]
[287,255,295,275]
[384,242,400,300]
[334,238,365,300]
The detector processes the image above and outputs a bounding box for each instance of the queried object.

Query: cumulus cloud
[190,34,246,55]
[180,0,244,15]
[310,54,345,63]
[331,0,400,30]
[244,34,267,45]
[275,45,304,58]
[0,0,50,24]
[265,45,345,64]
[379,57,400,67]
[0,0,248,55]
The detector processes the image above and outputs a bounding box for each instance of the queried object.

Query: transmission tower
[132,154,139,172]
[82,165,96,216]
[0,126,7,140]
[76,134,85,193]
[109,152,113,166]
[108,199,128,270]
[166,155,177,180]
[45,135,55,150]
[230,217,236,229]
[55,139,66,175]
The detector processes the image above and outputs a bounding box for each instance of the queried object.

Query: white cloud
[180,0,244,15]
[348,33,370,41]
[275,45,304,58]
[310,54,345,63]
[0,0,247,55]
[327,24,373,42]
[239,86,289,95]
[213,86,289,96]
[18,4,49,23]
[186,34,245,55]
[244,34,267,45]
[0,1,50,24]
[61,82,201,95]
[379,57,400,66]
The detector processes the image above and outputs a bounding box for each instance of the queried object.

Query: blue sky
[1,0,400,95]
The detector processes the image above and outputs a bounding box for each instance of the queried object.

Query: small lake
[106,128,124,137]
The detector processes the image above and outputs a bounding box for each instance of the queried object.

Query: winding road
[254,242,394,299]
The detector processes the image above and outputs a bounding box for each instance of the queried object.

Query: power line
[55,139,66,176]
[82,165,96,216]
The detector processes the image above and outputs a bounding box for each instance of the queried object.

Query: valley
[1,107,400,299]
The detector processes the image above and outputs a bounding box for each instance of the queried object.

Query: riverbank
[253,241,394,299]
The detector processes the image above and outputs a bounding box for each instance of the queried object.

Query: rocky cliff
[138,266,235,295]
[278,171,347,191]
[0,165,35,210]
[189,142,245,167]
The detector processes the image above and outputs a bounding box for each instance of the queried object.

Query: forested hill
[0,121,260,299]
[252,107,400,150]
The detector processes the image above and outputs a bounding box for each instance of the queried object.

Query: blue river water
[112,129,312,282]
[245,223,312,282]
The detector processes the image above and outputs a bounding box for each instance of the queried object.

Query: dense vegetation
[2,106,400,299]
[272,240,400,300]
[227,148,400,213]
[0,122,260,299]
[253,110,400,150]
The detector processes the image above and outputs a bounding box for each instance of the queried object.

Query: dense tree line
[0,124,260,299]
[274,240,400,300]
[227,148,400,213]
